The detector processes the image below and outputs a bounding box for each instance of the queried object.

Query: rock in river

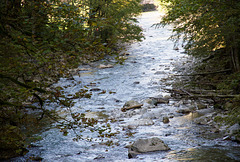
[98,64,113,69]
[128,137,170,158]
[121,100,143,112]
[162,116,170,124]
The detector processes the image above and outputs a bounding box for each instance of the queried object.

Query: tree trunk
[228,35,240,72]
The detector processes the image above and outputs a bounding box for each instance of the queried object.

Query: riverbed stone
[197,103,207,110]
[162,116,170,124]
[128,137,170,158]
[176,108,192,114]
[148,97,169,106]
[98,64,113,69]
[123,100,141,108]
[90,88,101,91]
[154,71,165,75]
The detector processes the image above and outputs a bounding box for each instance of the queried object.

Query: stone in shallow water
[163,116,170,124]
[123,100,141,108]
[98,64,113,69]
[128,137,170,158]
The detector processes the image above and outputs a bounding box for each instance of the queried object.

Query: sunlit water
[14,11,240,162]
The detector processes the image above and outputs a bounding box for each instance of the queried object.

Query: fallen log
[121,104,143,112]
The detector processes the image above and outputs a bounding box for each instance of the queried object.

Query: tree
[158,0,240,72]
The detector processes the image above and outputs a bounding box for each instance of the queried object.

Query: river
[14,11,240,162]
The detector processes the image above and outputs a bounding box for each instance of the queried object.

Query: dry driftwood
[121,104,143,112]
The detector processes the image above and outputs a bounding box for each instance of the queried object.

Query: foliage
[0,0,143,159]
[158,0,240,71]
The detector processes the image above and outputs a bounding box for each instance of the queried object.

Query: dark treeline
[159,0,240,72]
[158,0,240,133]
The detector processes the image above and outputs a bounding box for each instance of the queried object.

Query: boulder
[128,137,170,158]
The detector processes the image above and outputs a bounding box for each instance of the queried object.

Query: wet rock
[98,64,113,69]
[226,123,240,142]
[133,81,140,84]
[128,137,170,158]
[90,88,101,91]
[121,100,143,112]
[176,108,192,114]
[173,46,179,50]
[123,100,141,108]
[94,154,105,160]
[228,123,240,135]
[194,115,210,125]
[127,124,138,129]
[148,97,169,105]
[87,82,97,86]
[162,116,170,124]
[78,68,90,71]
[154,71,165,75]
[144,98,154,105]
[144,98,158,106]
[197,103,207,110]
[155,98,169,104]
[163,95,171,100]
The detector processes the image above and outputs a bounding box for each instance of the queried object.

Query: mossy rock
[0,125,28,160]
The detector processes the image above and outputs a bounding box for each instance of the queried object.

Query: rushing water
[14,11,240,162]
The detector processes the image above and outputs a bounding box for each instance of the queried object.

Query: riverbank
[9,11,240,161]
[169,52,240,144]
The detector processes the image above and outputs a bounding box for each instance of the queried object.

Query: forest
[0,0,143,159]
[1,0,240,160]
